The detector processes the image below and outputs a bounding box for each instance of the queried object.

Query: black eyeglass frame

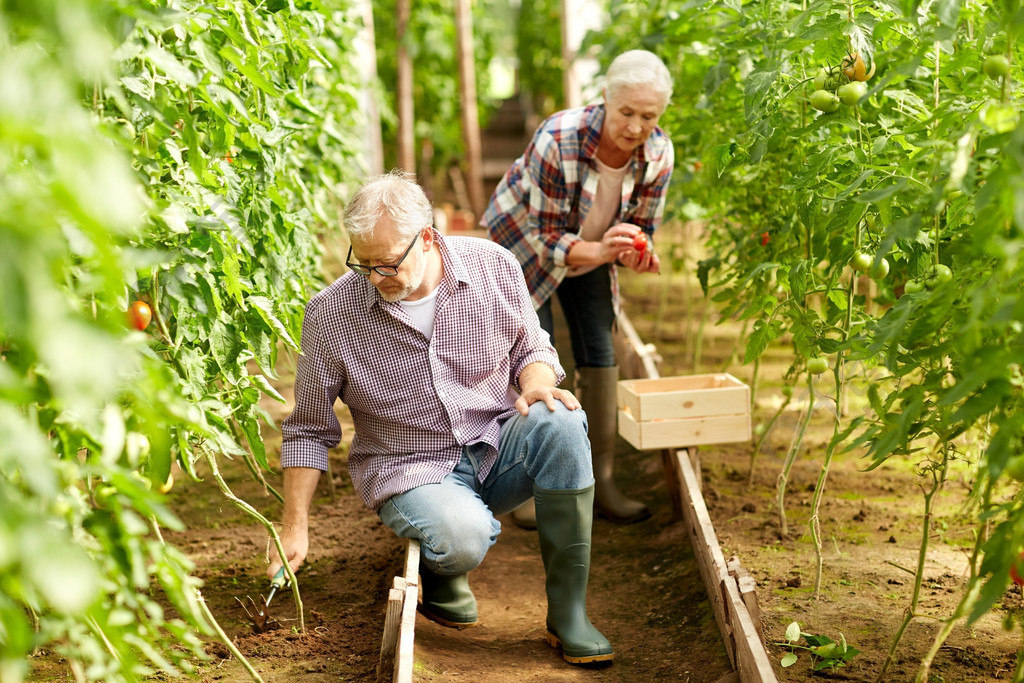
[345,232,420,277]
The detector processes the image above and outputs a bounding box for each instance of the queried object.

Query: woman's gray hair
[342,169,433,239]
[604,50,673,112]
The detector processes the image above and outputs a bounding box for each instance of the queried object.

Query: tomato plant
[1,1,369,679]
[593,1,1024,677]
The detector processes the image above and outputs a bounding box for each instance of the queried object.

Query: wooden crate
[617,374,752,450]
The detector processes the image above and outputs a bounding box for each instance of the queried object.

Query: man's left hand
[515,386,581,416]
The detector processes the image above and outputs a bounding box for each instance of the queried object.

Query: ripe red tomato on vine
[128,300,152,331]
[760,231,770,246]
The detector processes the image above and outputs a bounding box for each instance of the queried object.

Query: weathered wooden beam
[453,0,484,218]
[676,450,778,682]
[376,579,405,683]
[395,0,414,173]
[378,539,420,683]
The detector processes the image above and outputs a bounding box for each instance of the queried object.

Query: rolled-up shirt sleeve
[527,132,582,269]
[280,299,346,472]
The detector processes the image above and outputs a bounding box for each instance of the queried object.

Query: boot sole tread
[417,605,478,630]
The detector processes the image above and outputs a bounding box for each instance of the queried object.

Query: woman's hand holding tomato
[614,225,660,274]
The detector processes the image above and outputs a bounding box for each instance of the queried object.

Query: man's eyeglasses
[346,233,419,277]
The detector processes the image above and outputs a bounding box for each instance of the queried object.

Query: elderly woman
[482,49,674,527]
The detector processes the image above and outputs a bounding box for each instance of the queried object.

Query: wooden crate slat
[619,374,750,422]
[619,409,751,450]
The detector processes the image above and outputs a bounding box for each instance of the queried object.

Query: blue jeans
[536,264,616,369]
[378,402,593,575]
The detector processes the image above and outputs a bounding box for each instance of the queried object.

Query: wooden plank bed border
[377,538,420,683]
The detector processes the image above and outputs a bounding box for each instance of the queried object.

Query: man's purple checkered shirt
[280,231,565,511]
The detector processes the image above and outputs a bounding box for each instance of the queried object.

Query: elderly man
[267,171,613,664]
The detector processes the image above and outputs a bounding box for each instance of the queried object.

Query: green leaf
[856,178,908,203]
[788,260,809,301]
[745,319,783,364]
[781,652,798,667]
[248,295,299,351]
[785,621,801,642]
[251,373,286,403]
[781,148,837,190]
[218,44,282,97]
[241,417,268,470]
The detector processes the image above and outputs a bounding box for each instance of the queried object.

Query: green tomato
[850,251,873,272]
[868,256,890,280]
[984,54,1011,80]
[837,81,868,106]
[812,66,840,91]
[1006,456,1024,482]
[813,68,827,91]
[904,279,924,294]
[926,264,953,286]
[807,357,829,375]
[810,90,840,113]
[781,385,794,397]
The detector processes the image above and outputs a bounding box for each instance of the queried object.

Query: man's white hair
[342,169,432,239]
[604,50,673,113]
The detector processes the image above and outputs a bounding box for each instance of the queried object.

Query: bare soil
[29,231,1024,682]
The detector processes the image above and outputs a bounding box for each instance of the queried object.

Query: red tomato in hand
[633,233,649,254]
[128,300,152,331]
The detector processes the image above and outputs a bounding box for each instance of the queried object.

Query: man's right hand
[268,522,309,579]
[266,466,322,580]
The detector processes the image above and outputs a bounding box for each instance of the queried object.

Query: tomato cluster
[809,52,875,113]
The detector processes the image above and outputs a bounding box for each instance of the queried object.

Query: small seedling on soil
[778,621,861,672]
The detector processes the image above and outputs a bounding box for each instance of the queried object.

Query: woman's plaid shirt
[481,103,674,310]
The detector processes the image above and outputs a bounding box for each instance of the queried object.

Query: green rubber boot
[535,485,614,665]
[418,568,478,629]
[577,366,651,524]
